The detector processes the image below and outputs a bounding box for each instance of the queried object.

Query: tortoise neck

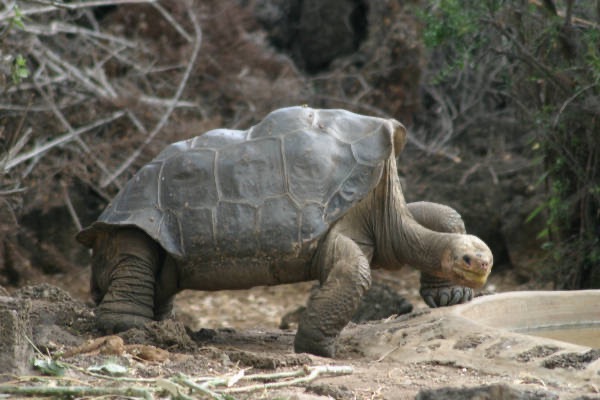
[369,156,455,273]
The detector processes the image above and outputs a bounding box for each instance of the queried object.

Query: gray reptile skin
[77,106,493,357]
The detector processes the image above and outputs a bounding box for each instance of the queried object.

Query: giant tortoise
[77,106,493,357]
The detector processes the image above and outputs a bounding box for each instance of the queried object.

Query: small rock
[416,383,559,400]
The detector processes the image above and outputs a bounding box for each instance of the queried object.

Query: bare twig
[33,80,115,181]
[151,2,193,43]
[5,75,68,94]
[30,42,115,98]
[0,0,156,22]
[0,385,153,400]
[0,187,26,196]
[0,128,33,170]
[100,7,202,187]
[459,162,481,185]
[21,22,137,47]
[175,365,354,397]
[176,375,227,399]
[3,111,126,172]
[487,165,499,185]
[221,365,354,394]
[485,18,572,94]
[408,130,462,163]
[552,83,599,128]
[62,183,82,231]
[528,0,598,27]
[139,95,198,109]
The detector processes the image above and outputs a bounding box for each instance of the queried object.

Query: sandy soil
[1,268,597,399]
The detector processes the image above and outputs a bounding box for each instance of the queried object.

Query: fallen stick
[221,365,354,394]
[177,365,354,397]
[0,385,153,400]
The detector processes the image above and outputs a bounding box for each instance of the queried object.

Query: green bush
[417,0,600,288]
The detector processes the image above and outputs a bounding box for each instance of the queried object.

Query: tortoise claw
[422,294,437,308]
[419,285,473,308]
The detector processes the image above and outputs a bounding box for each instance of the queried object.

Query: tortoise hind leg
[91,228,160,333]
[294,233,371,357]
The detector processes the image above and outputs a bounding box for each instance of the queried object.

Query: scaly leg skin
[407,201,473,308]
[154,256,179,321]
[154,295,175,321]
[294,234,371,357]
[91,228,160,333]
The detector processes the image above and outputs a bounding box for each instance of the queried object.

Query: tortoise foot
[420,285,473,308]
[96,308,152,333]
[294,327,336,358]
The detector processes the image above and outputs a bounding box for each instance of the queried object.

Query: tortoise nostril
[463,255,471,265]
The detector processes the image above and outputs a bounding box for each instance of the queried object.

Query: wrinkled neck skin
[347,156,458,276]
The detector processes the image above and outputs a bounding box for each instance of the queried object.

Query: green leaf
[537,229,550,240]
[526,202,546,223]
[11,55,29,84]
[12,5,25,29]
[88,362,128,376]
[33,358,67,376]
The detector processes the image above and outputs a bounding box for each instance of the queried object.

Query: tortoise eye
[463,255,471,265]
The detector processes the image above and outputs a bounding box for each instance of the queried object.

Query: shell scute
[352,128,394,166]
[284,130,354,205]
[179,207,214,258]
[259,195,301,255]
[161,149,218,211]
[249,107,315,139]
[217,137,285,205]
[338,163,384,202]
[317,109,385,144]
[192,128,247,149]
[215,202,258,257]
[114,162,161,213]
[300,203,328,244]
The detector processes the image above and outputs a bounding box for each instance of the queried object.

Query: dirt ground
[3,266,598,399]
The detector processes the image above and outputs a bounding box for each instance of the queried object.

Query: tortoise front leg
[91,228,160,333]
[153,255,179,321]
[407,201,474,307]
[294,234,371,357]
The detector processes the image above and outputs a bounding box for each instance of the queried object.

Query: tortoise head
[441,235,493,288]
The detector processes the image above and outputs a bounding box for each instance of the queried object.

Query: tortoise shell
[78,107,399,260]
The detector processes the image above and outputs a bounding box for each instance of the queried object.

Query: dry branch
[21,21,138,47]
[0,0,157,22]
[99,7,203,188]
[2,110,125,172]
[0,0,206,241]
[221,365,354,394]
[152,2,192,43]
[0,385,154,400]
